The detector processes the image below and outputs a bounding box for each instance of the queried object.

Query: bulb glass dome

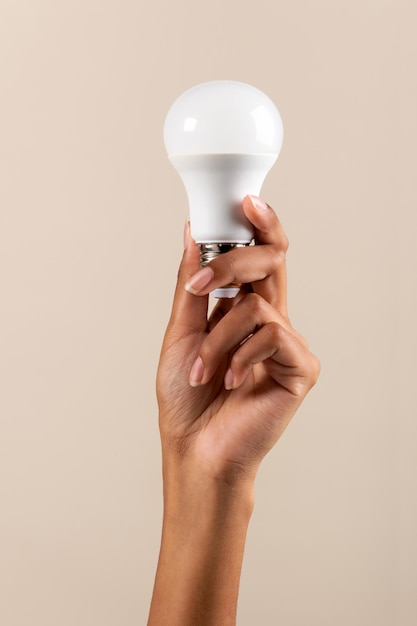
[164,80,283,156]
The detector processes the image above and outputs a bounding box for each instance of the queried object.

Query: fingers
[192,293,286,384]
[185,195,289,314]
[189,291,318,392]
[186,244,281,295]
[190,307,319,394]
[243,195,288,312]
[243,195,289,249]
[225,323,320,394]
[166,222,209,339]
[167,195,289,344]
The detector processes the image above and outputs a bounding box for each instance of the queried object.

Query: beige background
[0,1,416,624]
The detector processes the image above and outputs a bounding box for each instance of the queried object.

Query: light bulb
[164,80,283,298]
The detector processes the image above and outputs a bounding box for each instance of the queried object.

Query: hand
[157,195,320,483]
[149,195,320,625]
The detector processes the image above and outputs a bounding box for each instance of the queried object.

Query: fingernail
[185,266,214,295]
[189,356,204,387]
[248,195,269,212]
[183,220,190,250]
[224,368,234,390]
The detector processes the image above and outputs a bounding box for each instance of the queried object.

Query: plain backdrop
[0,1,416,624]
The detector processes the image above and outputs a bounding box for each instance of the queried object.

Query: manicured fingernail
[248,195,269,212]
[183,220,190,250]
[224,368,234,390]
[185,266,214,295]
[189,356,204,387]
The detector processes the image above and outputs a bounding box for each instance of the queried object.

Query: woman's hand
[149,195,320,626]
[157,194,320,483]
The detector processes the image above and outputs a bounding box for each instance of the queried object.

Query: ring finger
[190,292,292,387]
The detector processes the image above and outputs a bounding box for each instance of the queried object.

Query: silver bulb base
[198,242,251,298]
[198,242,249,266]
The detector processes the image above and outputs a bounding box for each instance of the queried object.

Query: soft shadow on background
[0,1,416,624]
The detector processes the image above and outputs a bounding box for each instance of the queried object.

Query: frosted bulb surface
[164,80,283,155]
[164,80,283,297]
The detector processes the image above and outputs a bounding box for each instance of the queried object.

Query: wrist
[161,450,255,523]
[160,421,260,488]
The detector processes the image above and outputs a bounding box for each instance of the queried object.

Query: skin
[147,195,320,626]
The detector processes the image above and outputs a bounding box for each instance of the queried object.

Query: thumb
[166,222,209,338]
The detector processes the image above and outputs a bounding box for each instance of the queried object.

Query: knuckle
[243,291,265,314]
[231,349,245,369]
[222,252,237,283]
[266,321,283,341]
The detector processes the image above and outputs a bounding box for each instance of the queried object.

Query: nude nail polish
[224,368,234,390]
[189,356,204,387]
[248,195,269,212]
[185,267,214,295]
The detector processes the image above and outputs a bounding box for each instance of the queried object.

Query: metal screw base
[198,242,250,267]
[198,242,251,298]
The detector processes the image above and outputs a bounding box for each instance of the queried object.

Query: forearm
[147,454,255,626]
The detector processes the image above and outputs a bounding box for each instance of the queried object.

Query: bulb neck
[198,242,251,298]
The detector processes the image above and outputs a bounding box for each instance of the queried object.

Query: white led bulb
[164,80,283,298]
